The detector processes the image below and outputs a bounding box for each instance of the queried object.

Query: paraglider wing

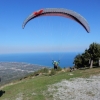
[22,8,90,33]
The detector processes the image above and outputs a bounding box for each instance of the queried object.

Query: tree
[88,43,100,68]
[73,54,83,68]
[82,49,91,67]
[73,42,100,69]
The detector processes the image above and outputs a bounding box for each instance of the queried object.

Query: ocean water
[0,52,78,68]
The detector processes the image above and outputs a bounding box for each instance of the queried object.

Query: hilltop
[0,67,100,100]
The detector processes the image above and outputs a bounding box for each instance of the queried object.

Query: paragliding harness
[52,60,60,70]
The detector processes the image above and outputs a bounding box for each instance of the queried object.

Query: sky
[0,0,100,54]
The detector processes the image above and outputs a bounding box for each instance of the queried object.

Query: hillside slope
[0,68,100,100]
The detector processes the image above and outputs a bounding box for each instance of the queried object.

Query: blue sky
[0,0,100,54]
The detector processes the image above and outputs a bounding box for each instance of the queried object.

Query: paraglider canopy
[22,8,90,33]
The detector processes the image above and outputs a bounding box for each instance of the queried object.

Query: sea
[0,52,80,68]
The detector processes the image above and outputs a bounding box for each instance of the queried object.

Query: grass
[0,67,100,100]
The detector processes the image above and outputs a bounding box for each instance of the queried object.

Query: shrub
[49,69,56,76]
[42,68,49,73]
[56,66,62,71]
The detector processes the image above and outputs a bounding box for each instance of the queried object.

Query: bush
[33,71,40,76]
[37,68,49,73]
[49,69,56,76]
[32,68,49,76]
[56,66,62,71]
[42,68,49,73]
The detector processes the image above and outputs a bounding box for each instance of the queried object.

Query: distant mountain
[0,62,46,86]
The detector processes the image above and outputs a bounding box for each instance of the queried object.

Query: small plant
[49,69,56,76]
[56,66,62,71]
[32,68,49,76]
[42,68,49,73]
[33,71,40,76]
